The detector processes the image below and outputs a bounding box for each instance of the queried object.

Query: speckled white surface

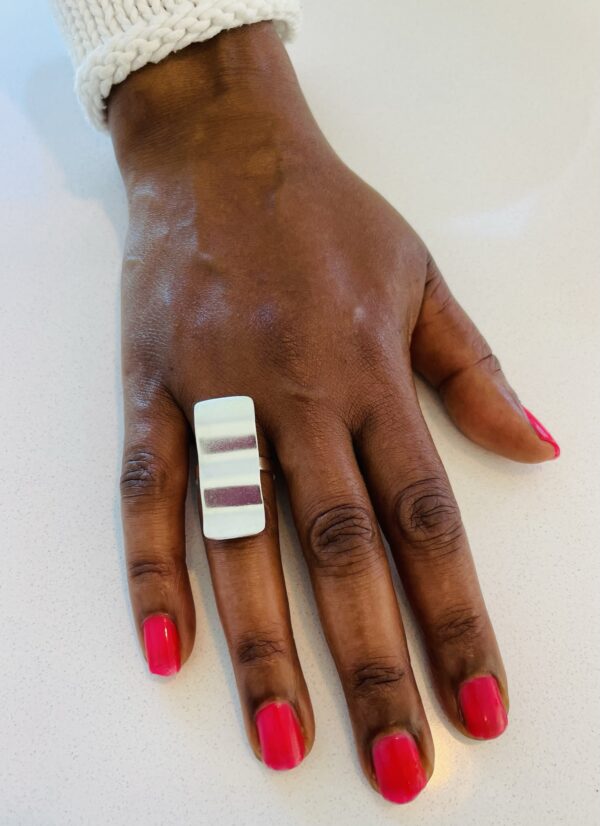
[1,2,599,824]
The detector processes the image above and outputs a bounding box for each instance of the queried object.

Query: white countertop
[1,2,599,824]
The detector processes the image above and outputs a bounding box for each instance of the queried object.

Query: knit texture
[51,0,302,130]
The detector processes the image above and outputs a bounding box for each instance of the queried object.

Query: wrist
[108,22,320,182]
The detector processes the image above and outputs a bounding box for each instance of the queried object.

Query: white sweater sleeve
[51,0,302,130]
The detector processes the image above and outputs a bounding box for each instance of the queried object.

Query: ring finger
[197,425,314,771]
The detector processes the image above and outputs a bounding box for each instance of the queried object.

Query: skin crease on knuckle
[107,23,511,798]
[393,477,465,560]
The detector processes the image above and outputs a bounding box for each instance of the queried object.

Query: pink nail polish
[142,614,180,676]
[523,407,560,458]
[372,732,427,804]
[458,675,508,739]
[255,702,305,770]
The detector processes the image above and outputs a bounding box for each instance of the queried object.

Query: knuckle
[234,631,287,667]
[460,349,501,377]
[348,657,407,697]
[394,477,464,560]
[424,254,448,299]
[127,556,178,584]
[120,449,172,502]
[430,606,485,650]
[438,351,502,393]
[478,351,502,375]
[307,502,379,576]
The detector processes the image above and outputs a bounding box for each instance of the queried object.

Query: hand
[109,22,558,803]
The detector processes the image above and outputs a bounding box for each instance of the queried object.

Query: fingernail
[372,732,427,804]
[142,614,181,676]
[458,675,508,739]
[255,702,305,770]
[523,407,560,458]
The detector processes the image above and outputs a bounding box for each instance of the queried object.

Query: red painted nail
[523,407,560,458]
[459,675,508,739]
[142,614,180,676]
[372,732,427,804]
[255,702,305,770]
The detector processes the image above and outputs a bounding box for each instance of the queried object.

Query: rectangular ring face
[194,396,265,541]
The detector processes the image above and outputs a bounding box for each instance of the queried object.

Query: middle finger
[356,374,509,741]
[276,412,434,804]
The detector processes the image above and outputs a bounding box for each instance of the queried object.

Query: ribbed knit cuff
[51,0,302,130]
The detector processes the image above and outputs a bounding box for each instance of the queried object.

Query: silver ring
[193,396,266,541]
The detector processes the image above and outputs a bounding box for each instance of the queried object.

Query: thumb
[410,255,559,463]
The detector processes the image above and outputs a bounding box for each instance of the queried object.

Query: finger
[357,380,509,740]
[121,384,195,676]
[277,415,433,804]
[198,441,314,772]
[410,254,559,462]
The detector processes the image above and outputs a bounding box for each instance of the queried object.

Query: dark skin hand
[109,22,558,802]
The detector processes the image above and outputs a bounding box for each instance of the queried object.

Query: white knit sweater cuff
[51,1,302,130]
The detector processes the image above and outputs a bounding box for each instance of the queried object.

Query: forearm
[51,0,302,129]
[108,23,319,177]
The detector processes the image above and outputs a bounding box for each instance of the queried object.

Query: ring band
[259,456,274,474]
[194,395,266,541]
